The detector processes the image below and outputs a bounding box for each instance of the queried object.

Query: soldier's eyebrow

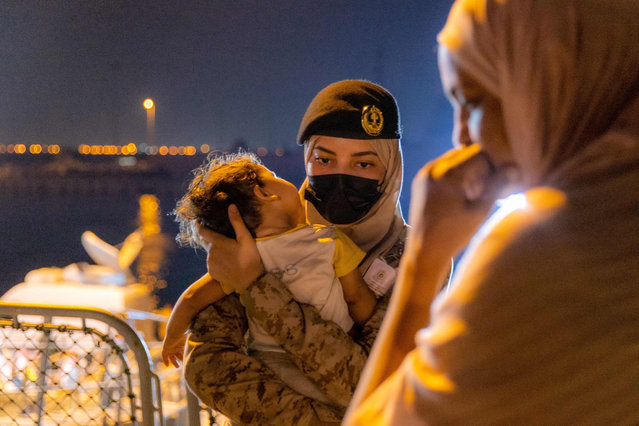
[313,146,379,157]
[351,151,378,158]
[313,146,336,156]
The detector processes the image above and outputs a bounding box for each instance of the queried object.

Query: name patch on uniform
[363,257,396,296]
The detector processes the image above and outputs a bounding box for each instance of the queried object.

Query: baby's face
[257,165,306,226]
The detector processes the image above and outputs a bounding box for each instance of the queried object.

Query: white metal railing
[0,302,205,425]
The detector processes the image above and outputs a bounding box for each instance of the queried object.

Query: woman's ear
[253,185,280,201]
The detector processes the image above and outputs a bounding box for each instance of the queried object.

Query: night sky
[1,0,455,161]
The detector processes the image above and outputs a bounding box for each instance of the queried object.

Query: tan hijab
[299,135,405,271]
[438,0,639,189]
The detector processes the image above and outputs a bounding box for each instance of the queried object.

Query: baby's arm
[162,273,226,367]
[339,270,377,325]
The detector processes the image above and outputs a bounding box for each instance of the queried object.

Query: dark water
[0,191,201,307]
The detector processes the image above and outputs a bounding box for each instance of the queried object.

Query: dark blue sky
[1,0,455,162]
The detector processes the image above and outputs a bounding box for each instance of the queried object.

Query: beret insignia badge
[361,105,384,136]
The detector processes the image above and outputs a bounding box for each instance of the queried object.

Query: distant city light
[143,99,154,110]
[121,143,138,156]
[0,141,288,158]
[0,143,63,155]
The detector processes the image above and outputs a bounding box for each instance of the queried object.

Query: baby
[162,152,376,401]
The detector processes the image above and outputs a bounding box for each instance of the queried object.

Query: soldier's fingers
[227,204,253,244]
[195,223,213,251]
[197,221,233,249]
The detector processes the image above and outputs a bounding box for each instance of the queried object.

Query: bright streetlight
[143,98,156,145]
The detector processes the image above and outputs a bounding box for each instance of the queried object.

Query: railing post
[186,388,201,426]
[36,315,52,426]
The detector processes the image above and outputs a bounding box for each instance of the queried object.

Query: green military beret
[297,80,401,144]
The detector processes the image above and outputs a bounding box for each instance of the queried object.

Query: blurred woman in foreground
[346,0,639,423]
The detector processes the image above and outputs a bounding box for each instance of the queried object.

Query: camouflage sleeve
[239,274,389,408]
[183,293,342,426]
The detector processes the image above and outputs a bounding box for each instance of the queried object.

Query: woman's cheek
[363,166,385,181]
[469,101,512,166]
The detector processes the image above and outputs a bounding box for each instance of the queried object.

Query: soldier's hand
[197,204,265,293]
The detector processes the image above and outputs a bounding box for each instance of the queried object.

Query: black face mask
[305,174,382,224]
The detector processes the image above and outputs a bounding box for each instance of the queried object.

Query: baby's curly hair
[175,152,264,248]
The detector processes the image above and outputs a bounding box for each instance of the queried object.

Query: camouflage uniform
[184,228,406,425]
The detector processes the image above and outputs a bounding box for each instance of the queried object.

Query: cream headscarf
[299,135,405,271]
[438,0,639,189]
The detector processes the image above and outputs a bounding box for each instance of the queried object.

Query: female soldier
[346,0,639,423]
[184,80,408,425]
